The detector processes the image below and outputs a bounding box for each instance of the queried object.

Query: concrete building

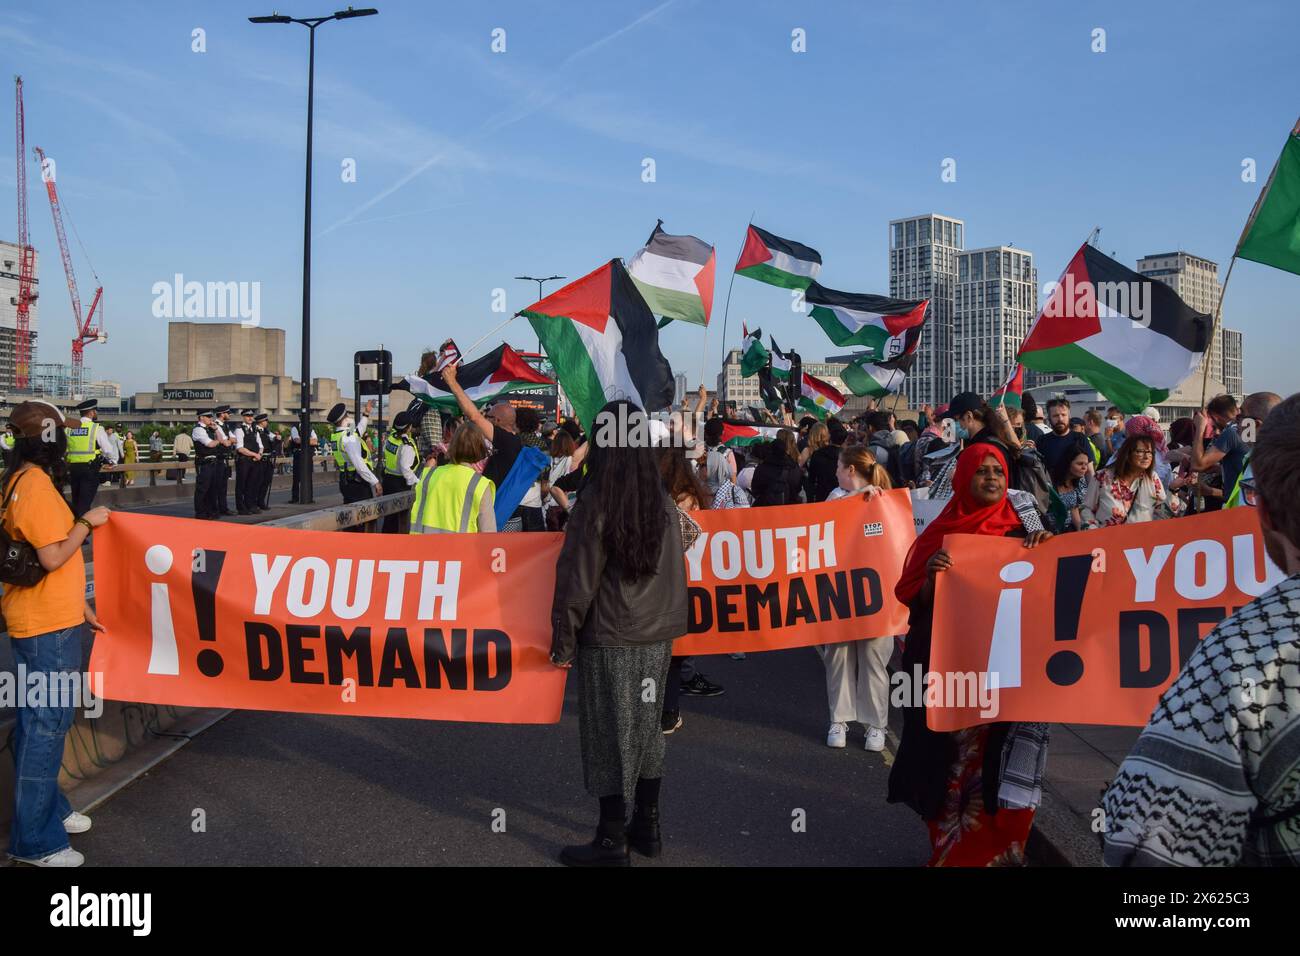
[134,321,346,418]
[955,245,1040,397]
[889,214,963,407]
[0,240,40,392]
[1136,251,1244,398]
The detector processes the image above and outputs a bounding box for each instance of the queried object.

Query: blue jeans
[8,624,83,859]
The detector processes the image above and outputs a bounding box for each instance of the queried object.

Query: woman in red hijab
[887,443,1053,866]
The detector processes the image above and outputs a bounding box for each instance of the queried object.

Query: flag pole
[1198,254,1237,409]
[885,368,904,415]
[463,312,522,359]
[713,211,755,391]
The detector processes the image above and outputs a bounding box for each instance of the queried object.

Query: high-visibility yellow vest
[1226,457,1252,509]
[66,419,99,464]
[331,429,372,473]
[409,463,493,534]
[382,432,417,477]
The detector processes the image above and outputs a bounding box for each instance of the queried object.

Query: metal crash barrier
[0,491,417,840]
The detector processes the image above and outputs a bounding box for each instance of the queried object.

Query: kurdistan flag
[627,220,716,326]
[1018,244,1211,413]
[805,282,929,357]
[740,324,770,377]
[406,343,553,408]
[1236,118,1300,277]
[735,224,822,290]
[718,421,782,448]
[521,259,676,429]
[840,358,903,398]
[798,372,845,419]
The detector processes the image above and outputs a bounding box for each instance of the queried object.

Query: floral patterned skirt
[925,725,1035,867]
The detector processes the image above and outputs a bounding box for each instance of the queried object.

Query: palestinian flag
[987,363,1024,410]
[719,420,782,448]
[735,224,821,290]
[1237,119,1300,277]
[740,324,770,377]
[406,343,554,408]
[840,358,903,399]
[627,220,716,326]
[768,336,793,380]
[1018,244,1211,413]
[522,259,676,429]
[805,283,929,357]
[798,372,845,419]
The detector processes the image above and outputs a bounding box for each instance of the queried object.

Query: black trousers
[235,457,257,512]
[67,464,100,518]
[217,458,232,513]
[290,447,302,501]
[259,459,274,509]
[195,460,221,518]
[518,505,545,532]
[339,475,374,532]
[380,472,411,534]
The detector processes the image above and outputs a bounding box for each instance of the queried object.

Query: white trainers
[826,722,848,748]
[864,726,887,752]
[63,811,92,833]
[10,847,85,867]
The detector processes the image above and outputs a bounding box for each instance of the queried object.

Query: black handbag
[0,470,49,588]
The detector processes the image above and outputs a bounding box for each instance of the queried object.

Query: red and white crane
[13,76,37,391]
[33,145,105,396]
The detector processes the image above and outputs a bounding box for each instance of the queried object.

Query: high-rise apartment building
[888,214,963,407]
[1136,251,1244,398]
[954,246,1039,397]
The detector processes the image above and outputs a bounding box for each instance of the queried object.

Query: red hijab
[895,443,1024,607]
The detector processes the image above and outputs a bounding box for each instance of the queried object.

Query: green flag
[1237,120,1300,276]
[740,325,769,377]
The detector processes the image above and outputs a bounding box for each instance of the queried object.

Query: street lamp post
[516,275,564,355]
[250,7,377,505]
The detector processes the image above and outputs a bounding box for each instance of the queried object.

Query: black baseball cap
[940,392,984,420]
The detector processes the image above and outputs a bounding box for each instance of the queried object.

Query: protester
[1102,406,1126,456]
[1081,433,1182,528]
[819,445,893,751]
[1021,393,1049,440]
[1048,440,1091,533]
[888,443,1053,866]
[122,431,139,486]
[408,421,496,533]
[1035,398,1075,471]
[805,417,847,502]
[3,401,109,867]
[542,427,587,529]
[750,429,803,507]
[1192,391,1283,509]
[865,411,902,486]
[550,401,688,866]
[1102,393,1300,865]
[701,418,737,495]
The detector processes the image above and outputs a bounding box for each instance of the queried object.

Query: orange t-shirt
[1,468,86,638]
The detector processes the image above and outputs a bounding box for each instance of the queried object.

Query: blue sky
[4,0,1298,398]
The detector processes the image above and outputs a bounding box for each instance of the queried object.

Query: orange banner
[89,514,567,723]
[927,507,1285,731]
[672,490,915,656]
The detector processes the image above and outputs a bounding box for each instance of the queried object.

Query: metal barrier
[98,456,334,486]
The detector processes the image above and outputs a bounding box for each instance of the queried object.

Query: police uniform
[65,398,118,518]
[327,402,379,532]
[380,411,420,534]
[255,413,274,510]
[214,405,235,515]
[0,428,14,468]
[191,410,224,519]
[230,410,262,514]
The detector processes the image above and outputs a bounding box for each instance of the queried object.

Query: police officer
[213,405,236,515]
[191,409,224,519]
[1,424,15,468]
[255,413,275,510]
[328,401,380,532]
[65,398,119,517]
[380,411,420,533]
[231,409,263,514]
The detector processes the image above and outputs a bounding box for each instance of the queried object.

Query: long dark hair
[2,429,69,493]
[583,400,668,580]
[1050,438,1092,489]
[656,446,709,510]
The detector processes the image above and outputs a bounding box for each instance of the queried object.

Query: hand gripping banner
[89,514,567,723]
[672,489,915,656]
[927,507,1286,731]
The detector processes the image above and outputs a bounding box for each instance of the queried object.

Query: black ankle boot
[559,828,630,867]
[626,803,661,858]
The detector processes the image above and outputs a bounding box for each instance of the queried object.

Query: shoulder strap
[1,468,32,517]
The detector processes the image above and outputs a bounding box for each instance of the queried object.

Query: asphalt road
[72,649,930,866]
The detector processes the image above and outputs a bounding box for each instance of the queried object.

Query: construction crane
[13,76,37,391]
[33,145,104,397]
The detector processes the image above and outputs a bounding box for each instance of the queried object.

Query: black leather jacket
[549,490,688,663]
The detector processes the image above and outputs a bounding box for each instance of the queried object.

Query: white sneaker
[10,847,85,867]
[864,726,887,752]
[63,811,92,834]
[826,722,848,748]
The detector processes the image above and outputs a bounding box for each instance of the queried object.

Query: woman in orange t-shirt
[2,401,109,868]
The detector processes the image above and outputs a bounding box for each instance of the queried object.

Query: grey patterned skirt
[576,641,674,803]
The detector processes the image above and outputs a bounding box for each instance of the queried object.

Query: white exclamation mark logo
[145,544,179,676]
[986,560,1033,690]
